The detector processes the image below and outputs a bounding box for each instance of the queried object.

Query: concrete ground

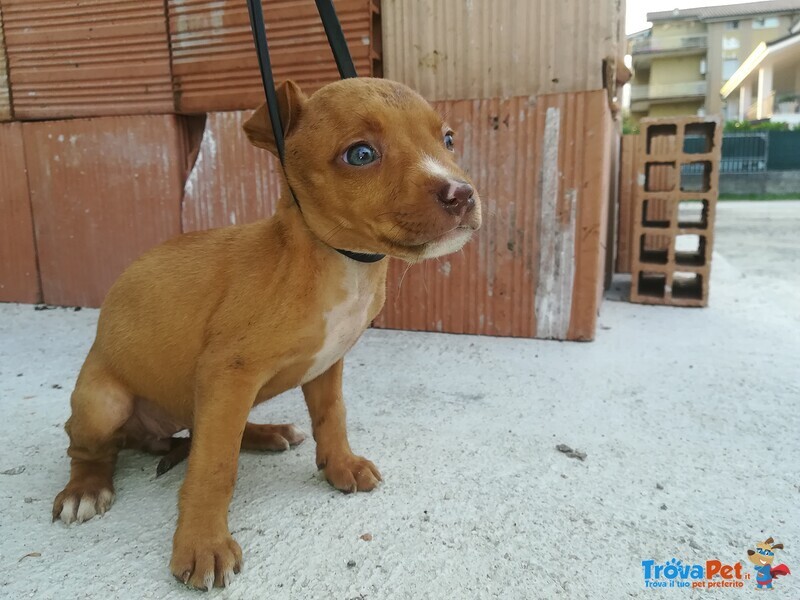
[1,201,798,599]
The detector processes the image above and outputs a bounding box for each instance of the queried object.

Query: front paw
[170,529,242,590]
[320,453,382,493]
[53,481,114,525]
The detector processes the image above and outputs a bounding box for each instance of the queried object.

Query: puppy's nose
[437,180,475,216]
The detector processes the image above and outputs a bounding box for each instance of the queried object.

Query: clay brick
[168,0,381,113]
[373,91,613,340]
[629,117,721,307]
[0,13,10,121]
[178,92,612,340]
[2,0,173,119]
[615,134,637,273]
[604,126,621,288]
[23,115,191,307]
[383,0,626,102]
[0,122,39,303]
[182,111,282,232]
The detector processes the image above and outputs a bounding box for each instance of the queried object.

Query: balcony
[745,93,774,121]
[631,34,707,56]
[630,81,708,102]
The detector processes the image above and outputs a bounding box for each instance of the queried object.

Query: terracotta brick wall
[0,122,39,302]
[23,115,192,307]
[373,91,614,340]
[2,0,174,119]
[169,0,381,113]
[0,0,621,341]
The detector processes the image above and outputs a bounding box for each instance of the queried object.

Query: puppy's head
[243,78,481,262]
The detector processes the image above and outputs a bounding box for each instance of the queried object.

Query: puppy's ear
[243,80,307,154]
[771,543,784,550]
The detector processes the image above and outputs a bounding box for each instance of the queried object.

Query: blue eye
[343,143,378,166]
[444,132,454,151]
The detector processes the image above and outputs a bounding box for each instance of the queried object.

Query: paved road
[1,200,798,599]
[714,200,800,286]
[713,200,800,314]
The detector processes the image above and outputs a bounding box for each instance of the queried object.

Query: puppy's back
[91,222,270,407]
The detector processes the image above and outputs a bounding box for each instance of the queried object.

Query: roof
[649,0,800,22]
[627,28,651,40]
[720,29,800,97]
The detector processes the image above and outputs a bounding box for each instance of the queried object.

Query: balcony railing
[631,34,707,54]
[630,81,708,101]
[745,94,774,120]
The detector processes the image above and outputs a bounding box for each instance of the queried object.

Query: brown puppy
[52,78,481,590]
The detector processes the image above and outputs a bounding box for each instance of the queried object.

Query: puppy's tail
[156,436,191,477]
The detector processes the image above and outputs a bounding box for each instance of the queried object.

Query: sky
[626,0,773,33]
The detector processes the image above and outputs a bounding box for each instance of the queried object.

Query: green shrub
[622,115,639,135]
[724,120,791,132]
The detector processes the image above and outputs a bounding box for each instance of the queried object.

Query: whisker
[397,262,414,293]
[421,262,429,296]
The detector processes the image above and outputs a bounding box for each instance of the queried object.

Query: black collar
[246,0,385,265]
[335,248,386,263]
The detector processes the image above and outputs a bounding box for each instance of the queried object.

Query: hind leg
[53,353,133,524]
[241,422,305,451]
[156,423,305,477]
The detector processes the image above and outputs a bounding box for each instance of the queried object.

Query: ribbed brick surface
[382,0,625,101]
[169,0,380,113]
[23,115,190,307]
[374,91,613,340]
[181,110,282,232]
[178,92,613,340]
[0,122,39,302]
[2,0,173,119]
[0,12,11,121]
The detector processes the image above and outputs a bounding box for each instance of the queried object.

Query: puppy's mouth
[374,200,481,260]
[391,224,474,249]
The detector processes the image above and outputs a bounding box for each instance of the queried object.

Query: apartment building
[629,0,800,121]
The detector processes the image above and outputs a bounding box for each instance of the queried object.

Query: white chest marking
[301,263,374,384]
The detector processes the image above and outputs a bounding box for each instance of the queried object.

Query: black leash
[245,0,385,264]
[314,0,358,79]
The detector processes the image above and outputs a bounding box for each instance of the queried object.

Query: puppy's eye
[444,132,455,151]
[343,143,378,166]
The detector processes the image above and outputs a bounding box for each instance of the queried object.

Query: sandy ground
[1,201,798,599]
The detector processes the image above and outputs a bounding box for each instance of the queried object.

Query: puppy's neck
[272,196,383,268]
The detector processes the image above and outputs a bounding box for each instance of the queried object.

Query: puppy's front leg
[302,359,381,493]
[170,369,257,590]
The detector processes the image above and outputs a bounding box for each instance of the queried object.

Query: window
[753,16,780,29]
[722,37,741,51]
[725,20,739,29]
[723,101,735,120]
[723,59,740,80]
